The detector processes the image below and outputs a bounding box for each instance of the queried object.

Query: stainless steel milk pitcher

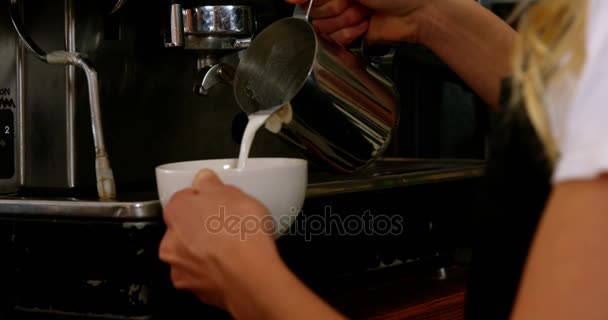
[233,1,400,172]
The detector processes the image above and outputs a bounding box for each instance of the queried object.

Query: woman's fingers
[356,0,411,12]
[312,4,370,34]
[284,0,372,45]
[366,14,420,44]
[309,0,351,19]
[328,20,369,46]
[159,229,179,263]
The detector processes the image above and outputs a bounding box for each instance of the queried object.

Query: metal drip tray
[307,158,485,198]
[0,193,162,220]
[0,159,484,219]
[323,160,453,179]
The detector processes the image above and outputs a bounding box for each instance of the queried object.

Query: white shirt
[545,0,608,184]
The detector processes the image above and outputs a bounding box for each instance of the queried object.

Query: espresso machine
[0,0,297,197]
[0,0,486,319]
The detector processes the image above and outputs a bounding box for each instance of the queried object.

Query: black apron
[465,80,553,319]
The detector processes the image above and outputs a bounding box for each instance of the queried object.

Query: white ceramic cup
[155,158,308,238]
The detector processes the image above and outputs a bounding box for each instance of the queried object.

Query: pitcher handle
[355,36,394,61]
[291,1,391,59]
[293,0,314,21]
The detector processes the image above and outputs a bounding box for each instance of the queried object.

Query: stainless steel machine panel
[22,1,73,189]
[0,5,20,194]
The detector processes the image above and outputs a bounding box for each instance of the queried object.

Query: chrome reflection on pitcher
[234,15,400,172]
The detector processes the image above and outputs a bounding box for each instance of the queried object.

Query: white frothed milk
[237,113,272,169]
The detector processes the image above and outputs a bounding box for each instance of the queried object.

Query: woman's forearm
[223,254,346,320]
[511,179,608,319]
[420,0,517,109]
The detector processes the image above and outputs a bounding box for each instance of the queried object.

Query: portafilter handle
[165,3,184,47]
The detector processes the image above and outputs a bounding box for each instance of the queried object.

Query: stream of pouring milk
[237,113,273,169]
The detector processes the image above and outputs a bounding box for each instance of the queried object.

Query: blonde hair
[510,0,588,163]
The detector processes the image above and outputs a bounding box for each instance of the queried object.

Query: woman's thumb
[192,169,224,192]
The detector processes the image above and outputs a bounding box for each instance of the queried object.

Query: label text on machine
[0,88,16,109]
